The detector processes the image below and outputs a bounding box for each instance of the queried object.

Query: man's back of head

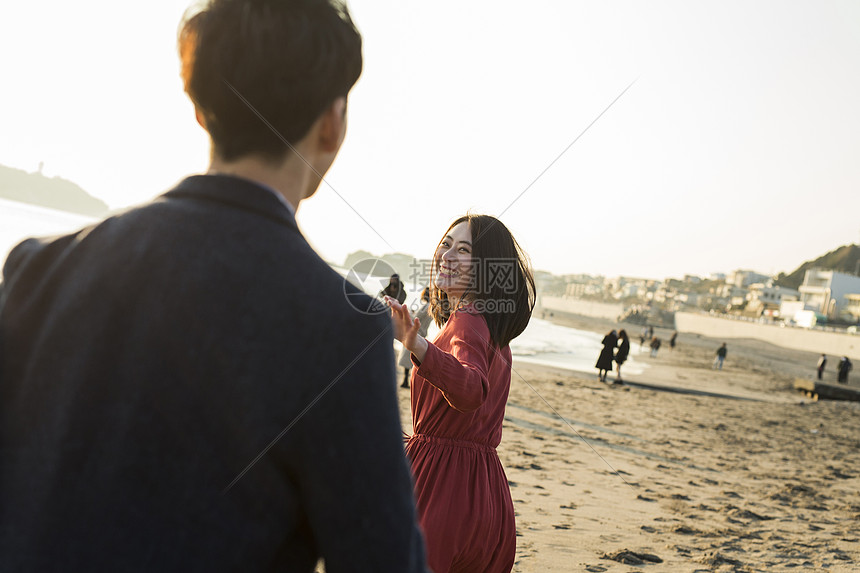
[179,0,362,164]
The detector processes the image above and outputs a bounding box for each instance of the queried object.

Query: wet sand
[397,313,860,571]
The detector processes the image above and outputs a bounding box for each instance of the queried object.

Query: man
[713,342,728,370]
[0,1,426,570]
[817,353,827,380]
[838,356,853,384]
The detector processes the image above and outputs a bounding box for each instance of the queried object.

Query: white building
[798,269,860,319]
[728,269,772,288]
[843,294,860,322]
[748,283,799,308]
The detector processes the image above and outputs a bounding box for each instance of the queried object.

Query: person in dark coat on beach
[0,1,427,570]
[713,342,728,370]
[596,329,618,382]
[838,356,853,384]
[649,336,662,358]
[669,331,678,351]
[380,273,407,304]
[817,354,827,380]
[614,329,630,384]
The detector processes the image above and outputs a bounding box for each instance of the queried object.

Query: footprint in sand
[600,549,663,565]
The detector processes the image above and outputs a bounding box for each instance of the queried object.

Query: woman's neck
[447,295,460,311]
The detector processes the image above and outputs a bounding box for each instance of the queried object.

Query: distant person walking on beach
[614,329,630,384]
[838,356,853,384]
[0,1,426,569]
[713,343,728,370]
[639,326,648,350]
[596,329,618,382]
[817,354,827,380]
[380,273,407,304]
[669,331,678,351]
[386,214,535,573]
[398,287,432,388]
[649,336,662,358]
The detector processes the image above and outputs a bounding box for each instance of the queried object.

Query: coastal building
[746,283,800,317]
[563,275,605,298]
[843,294,860,322]
[798,269,860,320]
[728,269,772,288]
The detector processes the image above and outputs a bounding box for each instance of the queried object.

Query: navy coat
[0,175,426,572]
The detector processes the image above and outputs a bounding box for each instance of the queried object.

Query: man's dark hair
[429,214,536,348]
[179,0,363,162]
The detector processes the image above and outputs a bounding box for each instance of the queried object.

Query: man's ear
[195,107,207,129]
[317,97,347,152]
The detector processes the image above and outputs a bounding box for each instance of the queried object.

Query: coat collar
[163,174,299,232]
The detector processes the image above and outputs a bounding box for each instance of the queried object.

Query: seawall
[675,312,860,361]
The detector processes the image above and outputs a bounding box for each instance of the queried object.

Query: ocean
[0,198,95,266]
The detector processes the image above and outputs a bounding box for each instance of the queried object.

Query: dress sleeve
[414,311,491,413]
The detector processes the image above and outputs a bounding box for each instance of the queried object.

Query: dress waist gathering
[407,433,496,454]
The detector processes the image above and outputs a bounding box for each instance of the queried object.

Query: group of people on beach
[595,329,630,383]
[0,2,536,572]
[817,353,853,384]
[637,325,677,358]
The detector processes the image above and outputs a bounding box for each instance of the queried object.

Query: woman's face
[433,221,473,300]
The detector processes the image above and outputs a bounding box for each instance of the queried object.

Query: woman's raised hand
[384,296,428,362]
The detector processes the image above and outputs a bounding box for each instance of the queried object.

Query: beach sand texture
[396,313,860,572]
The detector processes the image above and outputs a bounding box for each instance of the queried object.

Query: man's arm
[289,314,427,572]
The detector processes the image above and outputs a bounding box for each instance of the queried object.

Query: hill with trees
[774,244,860,290]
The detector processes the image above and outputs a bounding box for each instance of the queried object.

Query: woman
[595,329,617,382]
[385,214,535,573]
[614,329,630,384]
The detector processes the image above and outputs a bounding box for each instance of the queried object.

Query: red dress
[406,305,516,573]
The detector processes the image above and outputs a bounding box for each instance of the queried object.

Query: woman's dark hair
[179,0,363,163]
[618,329,628,340]
[430,214,535,348]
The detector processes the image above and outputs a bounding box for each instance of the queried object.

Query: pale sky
[1,1,858,280]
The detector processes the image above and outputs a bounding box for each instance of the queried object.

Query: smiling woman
[385,213,535,573]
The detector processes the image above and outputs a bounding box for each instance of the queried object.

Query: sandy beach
[397,313,860,572]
